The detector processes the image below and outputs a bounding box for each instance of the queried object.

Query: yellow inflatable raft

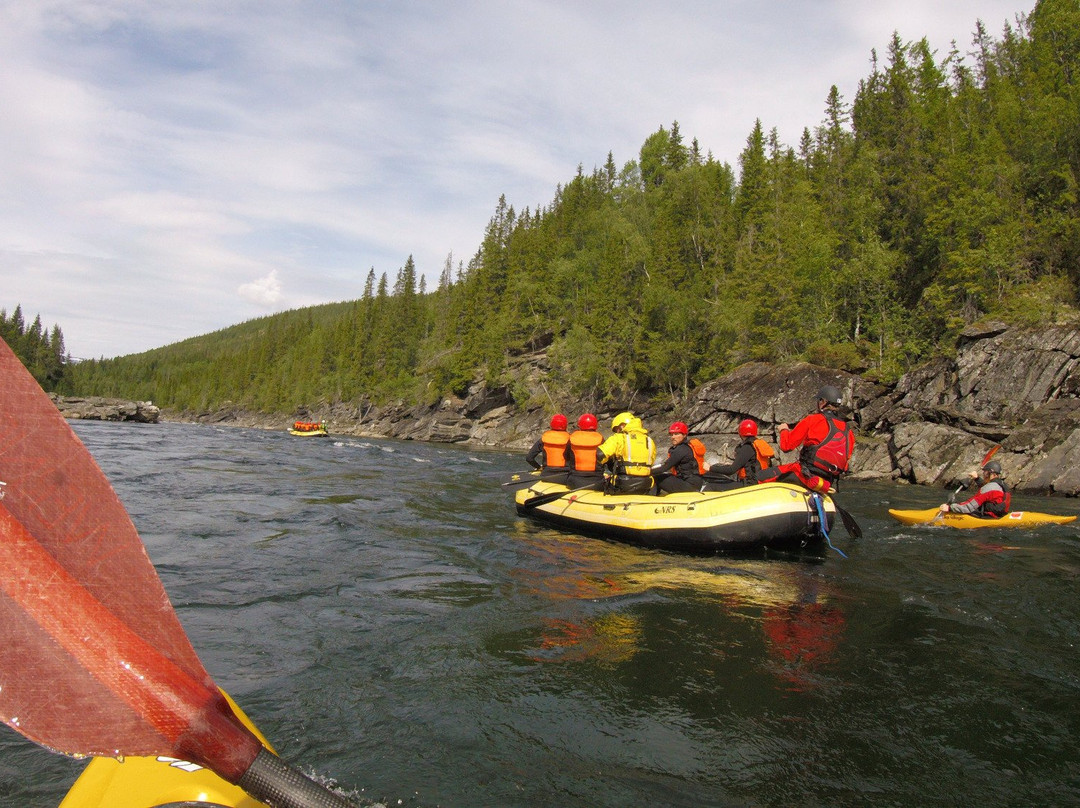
[515,480,836,554]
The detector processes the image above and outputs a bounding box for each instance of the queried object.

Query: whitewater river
[2,420,1079,807]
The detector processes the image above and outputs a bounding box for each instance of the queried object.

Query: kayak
[58,691,272,808]
[515,480,836,554]
[888,508,1077,528]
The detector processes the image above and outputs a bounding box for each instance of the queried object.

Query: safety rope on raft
[811,492,847,558]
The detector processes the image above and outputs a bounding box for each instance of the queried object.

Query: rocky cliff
[172,323,1079,495]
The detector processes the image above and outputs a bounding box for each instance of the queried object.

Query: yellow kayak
[58,691,272,808]
[516,480,836,554]
[889,508,1077,528]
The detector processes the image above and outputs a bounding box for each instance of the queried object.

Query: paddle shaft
[521,480,603,509]
[501,470,569,488]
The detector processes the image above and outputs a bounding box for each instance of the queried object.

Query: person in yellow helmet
[598,412,656,494]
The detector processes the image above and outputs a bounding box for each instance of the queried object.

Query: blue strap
[812,493,848,558]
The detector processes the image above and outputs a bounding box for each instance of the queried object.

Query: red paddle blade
[0,338,260,779]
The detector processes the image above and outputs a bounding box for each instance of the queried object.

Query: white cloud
[238,270,284,308]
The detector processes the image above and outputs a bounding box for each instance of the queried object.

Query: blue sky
[1,1,1027,359]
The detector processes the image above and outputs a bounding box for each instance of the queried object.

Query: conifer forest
[21,2,1080,414]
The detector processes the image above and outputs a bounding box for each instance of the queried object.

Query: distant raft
[888,507,1077,528]
[289,420,328,437]
[515,480,836,554]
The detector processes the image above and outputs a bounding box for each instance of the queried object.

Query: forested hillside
[69,1,1080,415]
[1,305,68,392]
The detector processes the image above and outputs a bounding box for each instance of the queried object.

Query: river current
[2,420,1079,807]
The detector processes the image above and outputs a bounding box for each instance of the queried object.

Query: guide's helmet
[982,459,1002,475]
[817,385,843,408]
[738,419,758,438]
[668,421,688,435]
[550,414,568,431]
[577,413,598,430]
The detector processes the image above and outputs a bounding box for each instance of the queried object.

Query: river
[2,420,1079,807]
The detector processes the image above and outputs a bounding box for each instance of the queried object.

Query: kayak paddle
[0,337,354,808]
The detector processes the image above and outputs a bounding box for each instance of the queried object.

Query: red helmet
[668,421,688,435]
[550,414,568,430]
[577,413,598,430]
[738,419,758,437]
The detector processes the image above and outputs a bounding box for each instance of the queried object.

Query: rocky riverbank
[51,394,161,423]
[111,322,1080,496]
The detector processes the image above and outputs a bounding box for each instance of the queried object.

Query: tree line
[68,0,1079,416]
[1,305,69,392]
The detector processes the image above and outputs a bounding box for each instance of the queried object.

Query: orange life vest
[738,438,776,480]
[541,429,571,468]
[688,438,708,476]
[569,430,604,472]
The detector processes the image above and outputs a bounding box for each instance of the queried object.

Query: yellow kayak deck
[58,691,273,808]
[889,507,1077,529]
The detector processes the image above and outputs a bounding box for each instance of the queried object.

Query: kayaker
[598,412,656,494]
[703,418,776,489]
[651,421,704,494]
[938,459,1011,518]
[758,385,854,494]
[566,412,606,490]
[525,413,571,479]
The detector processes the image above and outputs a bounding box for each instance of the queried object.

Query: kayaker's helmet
[738,418,758,437]
[577,413,598,430]
[982,459,1002,476]
[550,414,568,431]
[817,385,843,408]
[611,411,634,431]
[669,421,688,435]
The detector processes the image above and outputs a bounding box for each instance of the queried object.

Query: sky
[0,1,1029,360]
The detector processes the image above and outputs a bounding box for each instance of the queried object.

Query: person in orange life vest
[565,413,605,490]
[758,386,854,494]
[651,421,704,494]
[704,419,776,489]
[598,412,656,494]
[938,459,1011,518]
[525,414,571,480]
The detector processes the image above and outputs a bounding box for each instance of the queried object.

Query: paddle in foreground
[0,336,353,808]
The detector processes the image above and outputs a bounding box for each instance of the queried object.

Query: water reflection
[511,524,846,690]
